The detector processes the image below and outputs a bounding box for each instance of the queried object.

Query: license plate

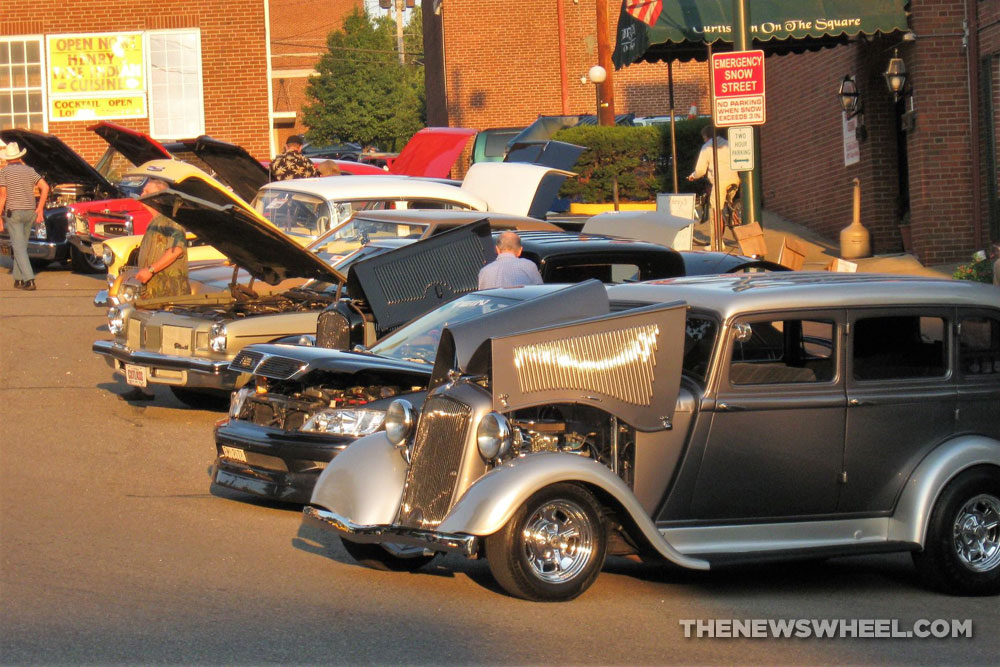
[221,446,248,463]
[0,244,10,257]
[124,364,148,387]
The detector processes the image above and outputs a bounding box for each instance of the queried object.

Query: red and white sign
[711,50,766,127]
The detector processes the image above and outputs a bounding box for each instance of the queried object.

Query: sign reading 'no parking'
[711,50,766,127]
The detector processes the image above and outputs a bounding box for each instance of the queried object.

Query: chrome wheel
[521,499,595,584]
[952,494,1000,573]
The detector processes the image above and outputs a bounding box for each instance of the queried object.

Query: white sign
[842,114,860,166]
[728,126,754,171]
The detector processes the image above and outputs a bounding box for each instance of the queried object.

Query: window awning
[613,0,910,68]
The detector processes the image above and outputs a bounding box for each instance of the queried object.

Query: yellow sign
[46,32,147,121]
[49,96,147,122]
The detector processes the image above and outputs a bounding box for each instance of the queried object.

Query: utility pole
[395,0,405,64]
[732,0,761,226]
[595,0,616,125]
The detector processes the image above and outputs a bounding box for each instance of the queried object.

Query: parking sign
[711,50,766,127]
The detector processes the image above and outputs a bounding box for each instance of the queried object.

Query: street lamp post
[588,65,607,119]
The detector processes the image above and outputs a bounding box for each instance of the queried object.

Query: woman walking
[0,141,49,290]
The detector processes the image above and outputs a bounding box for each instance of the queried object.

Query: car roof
[606,272,1000,320]
[258,175,488,209]
[515,230,677,256]
[351,208,561,230]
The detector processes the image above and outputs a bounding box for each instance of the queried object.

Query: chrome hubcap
[521,499,594,584]
[952,494,1000,573]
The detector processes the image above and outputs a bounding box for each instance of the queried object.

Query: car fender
[437,451,709,570]
[308,432,409,527]
[888,435,1000,546]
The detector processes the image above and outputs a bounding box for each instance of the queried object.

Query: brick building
[0,1,357,164]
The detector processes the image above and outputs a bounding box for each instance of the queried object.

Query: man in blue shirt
[478,231,543,289]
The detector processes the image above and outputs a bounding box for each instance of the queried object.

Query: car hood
[0,128,119,195]
[142,186,345,286]
[230,343,432,383]
[461,162,575,219]
[346,219,497,334]
[490,300,688,432]
[505,140,586,172]
[388,127,478,178]
[89,121,173,166]
[191,136,270,203]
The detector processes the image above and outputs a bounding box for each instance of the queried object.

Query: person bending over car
[134,178,190,300]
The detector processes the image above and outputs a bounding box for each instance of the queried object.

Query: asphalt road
[2,264,998,665]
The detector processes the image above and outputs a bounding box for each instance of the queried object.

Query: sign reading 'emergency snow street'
[711,50,766,127]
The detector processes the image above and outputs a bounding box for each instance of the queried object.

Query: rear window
[853,315,947,380]
[960,315,1000,376]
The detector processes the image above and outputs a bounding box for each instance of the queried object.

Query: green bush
[953,255,995,283]
[553,118,712,203]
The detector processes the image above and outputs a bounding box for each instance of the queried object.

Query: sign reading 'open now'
[711,50,766,127]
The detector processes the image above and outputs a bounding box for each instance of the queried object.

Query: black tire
[485,483,607,602]
[168,386,231,411]
[28,258,50,271]
[340,538,435,572]
[70,246,105,274]
[912,466,1000,596]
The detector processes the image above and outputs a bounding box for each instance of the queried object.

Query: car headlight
[229,387,254,419]
[107,306,124,335]
[102,245,115,267]
[300,408,385,436]
[209,323,227,352]
[119,283,138,303]
[477,412,513,462]
[384,399,415,446]
[72,212,88,235]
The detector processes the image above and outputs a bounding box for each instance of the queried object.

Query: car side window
[959,314,1000,376]
[853,315,947,381]
[729,318,835,385]
[544,263,641,284]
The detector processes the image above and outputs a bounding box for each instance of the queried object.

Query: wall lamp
[884,49,908,101]
[838,75,867,141]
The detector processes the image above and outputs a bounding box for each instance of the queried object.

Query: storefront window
[147,30,204,139]
[0,37,45,131]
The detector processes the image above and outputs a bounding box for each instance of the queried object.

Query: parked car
[211,229,692,503]
[91,191,559,407]
[302,128,476,179]
[303,272,1000,600]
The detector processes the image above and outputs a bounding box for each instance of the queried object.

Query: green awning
[613,0,910,68]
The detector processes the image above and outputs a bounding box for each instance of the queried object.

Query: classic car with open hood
[92,185,503,407]
[303,273,1000,601]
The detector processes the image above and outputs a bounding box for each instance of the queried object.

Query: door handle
[717,402,745,412]
[849,398,871,406]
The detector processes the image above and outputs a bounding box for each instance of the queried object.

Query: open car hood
[388,127,477,178]
[89,121,173,166]
[430,280,610,386]
[490,300,687,432]
[0,128,119,196]
[505,140,586,172]
[346,219,497,334]
[191,136,270,203]
[142,187,345,286]
[461,162,575,219]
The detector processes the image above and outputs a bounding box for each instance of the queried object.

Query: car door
[689,310,846,520]
[839,307,956,513]
[956,308,1000,439]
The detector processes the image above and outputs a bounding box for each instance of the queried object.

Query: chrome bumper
[93,289,109,307]
[302,506,478,558]
[92,340,244,390]
[0,237,64,261]
[67,234,97,255]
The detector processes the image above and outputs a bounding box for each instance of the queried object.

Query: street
[2,265,998,665]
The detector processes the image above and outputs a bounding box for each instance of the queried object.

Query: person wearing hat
[269,134,319,181]
[0,141,49,290]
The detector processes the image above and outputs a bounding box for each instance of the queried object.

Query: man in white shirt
[478,231,543,289]
[688,125,740,223]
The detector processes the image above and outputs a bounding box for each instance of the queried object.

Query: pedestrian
[269,134,319,181]
[687,125,740,225]
[478,231,543,289]
[133,178,190,299]
[0,141,49,290]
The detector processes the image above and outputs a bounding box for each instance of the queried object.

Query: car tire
[485,483,607,602]
[912,466,1000,596]
[70,246,105,274]
[168,386,230,411]
[339,538,435,572]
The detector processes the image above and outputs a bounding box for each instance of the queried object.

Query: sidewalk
[692,209,954,279]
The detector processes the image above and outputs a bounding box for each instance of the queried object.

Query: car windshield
[308,215,428,259]
[253,189,333,238]
[370,293,521,364]
[292,244,398,296]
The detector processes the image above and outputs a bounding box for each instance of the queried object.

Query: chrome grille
[98,223,129,237]
[397,396,472,529]
[230,349,264,373]
[126,319,141,349]
[241,395,313,431]
[316,310,350,349]
[372,234,483,305]
[512,323,660,406]
[256,356,305,380]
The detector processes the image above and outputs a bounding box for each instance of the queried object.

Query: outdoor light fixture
[884,49,908,100]
[838,76,861,118]
[588,64,609,122]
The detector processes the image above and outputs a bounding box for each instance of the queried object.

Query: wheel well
[577,482,656,558]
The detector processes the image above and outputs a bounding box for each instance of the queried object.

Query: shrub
[553,118,713,203]
[952,255,995,283]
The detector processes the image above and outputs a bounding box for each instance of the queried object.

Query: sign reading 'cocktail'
[711,50,766,127]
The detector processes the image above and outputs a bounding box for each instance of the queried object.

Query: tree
[304,8,425,151]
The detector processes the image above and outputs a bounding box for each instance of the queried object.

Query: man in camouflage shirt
[269,134,319,181]
[134,178,190,299]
